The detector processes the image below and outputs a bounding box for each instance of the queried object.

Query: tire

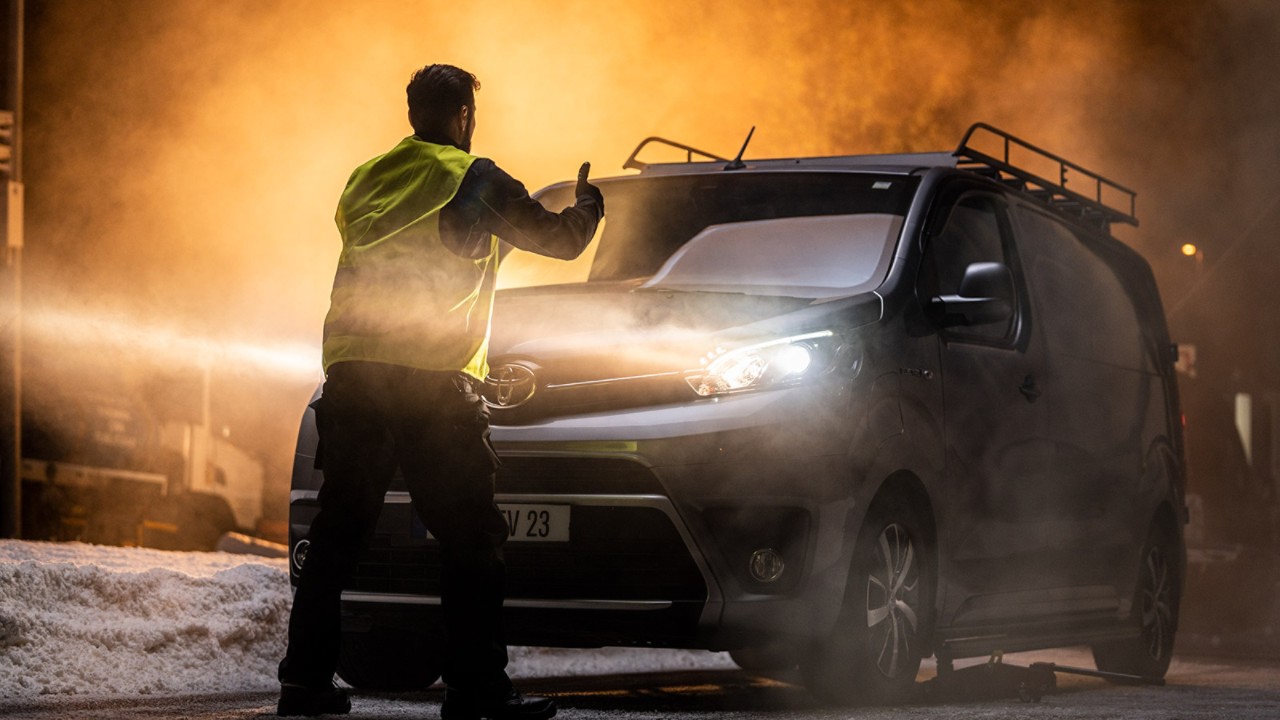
[1092,522,1180,681]
[181,493,239,550]
[802,493,934,705]
[138,494,236,551]
[337,626,443,691]
[730,643,799,674]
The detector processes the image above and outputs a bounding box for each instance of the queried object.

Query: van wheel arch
[802,472,939,704]
[869,472,940,648]
[863,471,938,556]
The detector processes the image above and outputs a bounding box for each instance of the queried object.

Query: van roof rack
[623,137,729,171]
[621,124,1138,232]
[954,122,1138,231]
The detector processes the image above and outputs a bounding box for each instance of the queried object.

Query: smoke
[23,0,1280,329]
[16,1,1280,536]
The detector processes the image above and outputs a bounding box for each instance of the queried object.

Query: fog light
[291,539,310,573]
[749,548,786,583]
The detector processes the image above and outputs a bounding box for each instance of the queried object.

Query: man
[277,64,603,719]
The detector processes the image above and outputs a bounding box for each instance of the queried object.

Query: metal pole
[1,0,24,539]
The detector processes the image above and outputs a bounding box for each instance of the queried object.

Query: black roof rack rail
[954,122,1138,232]
[624,137,729,171]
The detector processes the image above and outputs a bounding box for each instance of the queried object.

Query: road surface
[3,647,1278,719]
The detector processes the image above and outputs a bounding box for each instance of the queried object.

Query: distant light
[1181,243,1198,257]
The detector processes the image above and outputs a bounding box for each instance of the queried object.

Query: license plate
[501,504,570,542]
[410,503,570,542]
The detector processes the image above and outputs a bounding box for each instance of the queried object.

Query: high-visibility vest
[321,137,498,380]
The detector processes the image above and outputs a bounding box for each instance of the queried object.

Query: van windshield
[639,213,904,298]
[508,172,917,296]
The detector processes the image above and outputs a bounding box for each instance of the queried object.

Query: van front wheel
[802,495,933,705]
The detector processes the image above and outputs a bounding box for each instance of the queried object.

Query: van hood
[489,281,816,381]
[482,281,882,423]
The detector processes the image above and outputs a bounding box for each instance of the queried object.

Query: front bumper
[290,383,862,649]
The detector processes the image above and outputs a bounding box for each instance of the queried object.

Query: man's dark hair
[406,64,480,138]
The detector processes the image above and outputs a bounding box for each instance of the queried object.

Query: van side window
[1014,207,1149,372]
[921,192,1017,344]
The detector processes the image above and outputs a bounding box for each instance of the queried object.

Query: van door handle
[1019,375,1041,402]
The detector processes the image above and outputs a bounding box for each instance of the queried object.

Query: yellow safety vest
[321,137,498,380]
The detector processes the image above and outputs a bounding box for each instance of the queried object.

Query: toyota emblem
[484,364,537,408]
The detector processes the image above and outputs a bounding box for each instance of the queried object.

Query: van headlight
[686,330,836,397]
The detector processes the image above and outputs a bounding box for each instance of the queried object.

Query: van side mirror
[931,262,1014,327]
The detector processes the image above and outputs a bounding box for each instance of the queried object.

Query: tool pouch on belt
[449,374,502,473]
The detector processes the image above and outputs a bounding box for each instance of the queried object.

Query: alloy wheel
[1140,545,1175,662]
[865,522,920,679]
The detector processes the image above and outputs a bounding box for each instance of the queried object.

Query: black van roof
[623,124,1138,234]
[625,148,958,176]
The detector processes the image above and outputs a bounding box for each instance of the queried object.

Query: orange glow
[1181,243,1199,257]
[23,0,1280,519]
[25,0,1166,346]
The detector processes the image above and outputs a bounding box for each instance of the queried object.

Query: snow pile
[509,645,735,679]
[0,540,290,699]
[0,540,737,702]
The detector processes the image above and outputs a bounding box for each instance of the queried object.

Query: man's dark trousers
[280,361,510,690]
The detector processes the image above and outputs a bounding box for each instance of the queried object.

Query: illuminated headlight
[686,330,836,397]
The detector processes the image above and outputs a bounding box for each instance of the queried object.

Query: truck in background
[18,351,267,551]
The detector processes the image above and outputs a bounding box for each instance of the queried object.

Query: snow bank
[0,540,290,699]
[0,540,736,702]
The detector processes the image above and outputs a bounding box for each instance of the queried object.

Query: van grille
[351,459,706,604]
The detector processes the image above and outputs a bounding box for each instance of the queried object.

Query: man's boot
[277,682,352,717]
[440,682,556,720]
